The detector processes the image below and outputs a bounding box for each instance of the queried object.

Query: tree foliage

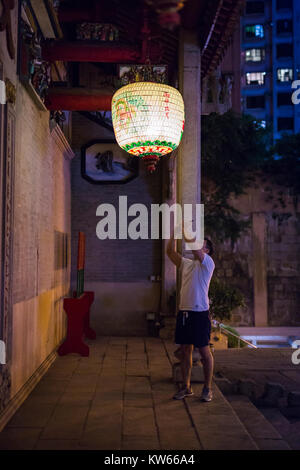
[201,111,271,242]
[209,277,245,322]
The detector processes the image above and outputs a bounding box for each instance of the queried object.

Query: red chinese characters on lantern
[164,91,170,119]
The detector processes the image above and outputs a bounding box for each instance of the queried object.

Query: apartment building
[241,0,300,141]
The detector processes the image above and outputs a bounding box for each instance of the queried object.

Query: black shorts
[175,310,211,348]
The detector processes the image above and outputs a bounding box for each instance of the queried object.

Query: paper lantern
[111,82,185,173]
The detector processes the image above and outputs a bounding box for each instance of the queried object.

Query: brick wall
[71,112,163,335]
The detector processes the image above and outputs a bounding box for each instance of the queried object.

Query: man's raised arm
[166,231,182,268]
[192,248,205,264]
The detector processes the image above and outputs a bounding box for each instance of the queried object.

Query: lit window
[245,48,266,62]
[246,72,266,85]
[277,68,293,82]
[253,120,267,128]
[245,24,264,39]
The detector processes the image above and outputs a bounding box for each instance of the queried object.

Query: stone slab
[40,404,90,440]
[0,427,42,450]
[123,407,157,437]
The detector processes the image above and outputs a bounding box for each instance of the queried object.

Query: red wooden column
[58,232,96,356]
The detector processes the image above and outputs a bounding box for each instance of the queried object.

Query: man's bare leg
[173,344,194,399]
[199,345,214,389]
[180,344,193,390]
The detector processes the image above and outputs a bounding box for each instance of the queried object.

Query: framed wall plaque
[81,139,139,184]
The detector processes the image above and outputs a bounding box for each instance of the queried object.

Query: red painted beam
[58,9,98,23]
[42,41,141,63]
[45,93,112,111]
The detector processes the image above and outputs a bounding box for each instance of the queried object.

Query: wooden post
[77,231,85,297]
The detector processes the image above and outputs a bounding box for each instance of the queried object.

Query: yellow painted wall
[11,284,69,396]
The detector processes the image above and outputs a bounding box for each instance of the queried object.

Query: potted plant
[209,278,246,348]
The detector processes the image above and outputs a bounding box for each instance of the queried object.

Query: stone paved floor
[0,338,299,450]
[0,337,259,451]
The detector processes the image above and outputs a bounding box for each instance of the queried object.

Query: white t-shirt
[179,254,215,312]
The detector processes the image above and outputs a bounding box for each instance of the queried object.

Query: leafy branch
[201,110,271,242]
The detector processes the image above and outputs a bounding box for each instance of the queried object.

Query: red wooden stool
[57,291,96,356]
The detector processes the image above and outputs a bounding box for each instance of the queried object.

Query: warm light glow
[111,82,185,172]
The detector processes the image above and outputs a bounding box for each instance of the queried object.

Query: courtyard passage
[0,337,299,450]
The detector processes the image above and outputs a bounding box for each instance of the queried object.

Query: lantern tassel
[142,154,160,173]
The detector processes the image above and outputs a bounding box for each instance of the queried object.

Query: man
[166,229,215,401]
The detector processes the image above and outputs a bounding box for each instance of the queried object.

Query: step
[226,395,291,450]
[260,407,300,450]
[254,344,290,348]
[237,328,300,349]
[183,383,259,450]
[241,336,291,348]
[236,327,300,338]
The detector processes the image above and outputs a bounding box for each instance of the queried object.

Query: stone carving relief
[0,67,15,412]
[202,66,234,115]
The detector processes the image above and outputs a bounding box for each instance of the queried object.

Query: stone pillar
[159,30,201,318]
[177,29,201,258]
[252,212,268,326]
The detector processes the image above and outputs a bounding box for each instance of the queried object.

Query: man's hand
[183,223,203,252]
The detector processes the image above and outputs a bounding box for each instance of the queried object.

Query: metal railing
[212,320,258,349]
